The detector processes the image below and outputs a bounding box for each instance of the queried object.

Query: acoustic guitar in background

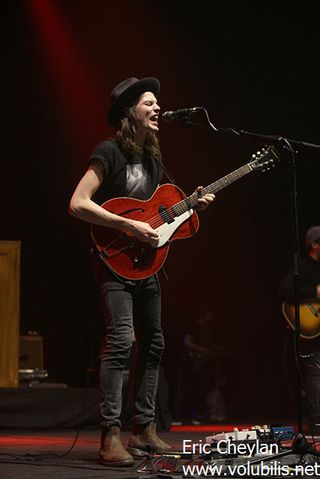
[282,302,320,339]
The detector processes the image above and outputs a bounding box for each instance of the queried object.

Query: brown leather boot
[98,426,134,466]
[128,422,173,457]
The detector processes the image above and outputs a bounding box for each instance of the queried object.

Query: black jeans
[98,267,164,428]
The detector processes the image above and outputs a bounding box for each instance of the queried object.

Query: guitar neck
[172,163,253,216]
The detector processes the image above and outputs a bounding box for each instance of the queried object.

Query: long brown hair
[116,105,160,160]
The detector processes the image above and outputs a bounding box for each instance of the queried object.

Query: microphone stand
[181,113,320,463]
[183,116,320,152]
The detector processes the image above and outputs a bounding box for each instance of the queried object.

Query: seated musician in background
[69,77,214,466]
[180,307,227,423]
[279,225,320,434]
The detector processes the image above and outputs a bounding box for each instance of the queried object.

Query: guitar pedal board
[206,429,258,444]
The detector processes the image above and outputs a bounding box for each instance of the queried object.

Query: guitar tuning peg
[257,151,261,156]
[252,154,256,159]
[262,147,266,153]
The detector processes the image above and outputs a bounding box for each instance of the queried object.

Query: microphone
[161,107,202,121]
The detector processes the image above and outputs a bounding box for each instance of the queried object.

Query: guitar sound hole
[119,207,144,216]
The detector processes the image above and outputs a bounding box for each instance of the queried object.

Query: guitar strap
[158,159,177,186]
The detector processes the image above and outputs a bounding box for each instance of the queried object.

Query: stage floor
[1,425,319,479]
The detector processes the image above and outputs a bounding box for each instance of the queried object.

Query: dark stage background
[2,1,320,421]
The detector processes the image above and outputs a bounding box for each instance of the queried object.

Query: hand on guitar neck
[193,186,215,212]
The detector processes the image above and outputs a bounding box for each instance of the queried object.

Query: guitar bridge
[102,242,134,259]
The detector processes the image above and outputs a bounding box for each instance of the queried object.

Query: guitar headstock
[250,146,280,172]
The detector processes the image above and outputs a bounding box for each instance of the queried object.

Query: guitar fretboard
[172,163,253,217]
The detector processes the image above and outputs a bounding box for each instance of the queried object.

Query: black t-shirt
[88,139,163,205]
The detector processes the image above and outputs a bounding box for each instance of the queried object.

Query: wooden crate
[0,241,21,387]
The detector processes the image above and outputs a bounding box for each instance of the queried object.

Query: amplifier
[19,334,44,370]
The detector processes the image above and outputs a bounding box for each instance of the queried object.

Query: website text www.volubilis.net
[182,461,320,477]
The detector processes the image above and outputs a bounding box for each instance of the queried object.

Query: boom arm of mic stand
[179,112,320,151]
[187,121,320,151]
[225,129,320,151]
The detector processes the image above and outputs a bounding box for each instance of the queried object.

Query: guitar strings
[144,193,199,230]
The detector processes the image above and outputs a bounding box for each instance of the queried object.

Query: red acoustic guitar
[92,147,279,279]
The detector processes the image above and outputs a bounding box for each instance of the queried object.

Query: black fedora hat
[107,77,160,128]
